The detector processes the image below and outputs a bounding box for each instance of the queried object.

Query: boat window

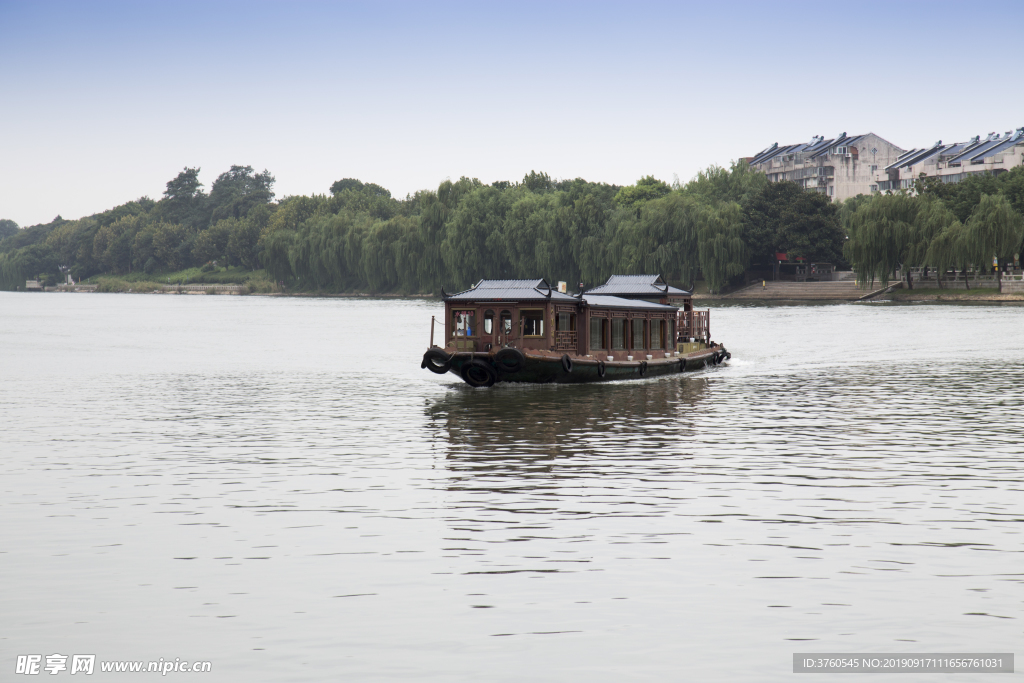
[556,313,575,331]
[589,317,602,350]
[632,319,645,350]
[611,318,625,350]
[483,309,494,335]
[453,309,476,338]
[500,310,512,336]
[651,319,663,349]
[667,319,675,347]
[521,309,544,337]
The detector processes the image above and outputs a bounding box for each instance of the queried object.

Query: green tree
[613,176,671,211]
[697,202,747,293]
[2,243,57,286]
[682,161,767,206]
[743,181,845,265]
[208,165,276,224]
[963,193,1024,274]
[226,208,268,270]
[93,215,144,274]
[843,194,919,286]
[441,185,515,288]
[330,178,363,195]
[191,221,232,264]
[522,170,553,194]
[151,223,188,271]
[0,219,18,240]
[924,220,968,287]
[159,167,207,228]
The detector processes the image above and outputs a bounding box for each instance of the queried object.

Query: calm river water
[2,293,1023,682]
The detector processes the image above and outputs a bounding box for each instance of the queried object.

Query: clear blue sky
[2,0,1021,227]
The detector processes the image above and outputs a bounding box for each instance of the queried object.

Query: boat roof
[585,274,691,297]
[445,278,579,302]
[583,295,678,310]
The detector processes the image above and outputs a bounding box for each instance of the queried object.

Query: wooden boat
[421,275,730,387]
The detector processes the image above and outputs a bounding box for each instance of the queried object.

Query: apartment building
[747,132,905,202]
[876,127,1024,191]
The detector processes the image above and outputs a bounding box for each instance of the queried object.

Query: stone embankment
[703,270,1024,302]
[45,284,249,294]
[1000,274,1024,293]
[721,280,867,301]
[705,272,888,301]
[162,284,248,294]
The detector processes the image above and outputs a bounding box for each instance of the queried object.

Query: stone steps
[725,281,866,300]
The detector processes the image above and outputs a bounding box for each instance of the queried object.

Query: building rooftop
[444,278,579,302]
[582,295,679,310]
[584,274,691,297]
[886,142,949,170]
[888,128,1024,170]
[749,132,886,165]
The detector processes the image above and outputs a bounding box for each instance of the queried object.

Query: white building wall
[749,133,904,202]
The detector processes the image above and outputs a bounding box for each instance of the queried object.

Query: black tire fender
[678,358,687,372]
[560,354,573,373]
[494,347,526,374]
[639,360,648,377]
[461,359,498,388]
[597,360,606,378]
[421,348,452,374]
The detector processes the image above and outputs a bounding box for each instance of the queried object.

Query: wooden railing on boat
[554,330,577,351]
[678,310,710,342]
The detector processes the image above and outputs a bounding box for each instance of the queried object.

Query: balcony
[678,310,710,342]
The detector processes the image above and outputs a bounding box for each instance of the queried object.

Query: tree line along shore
[2,163,1022,296]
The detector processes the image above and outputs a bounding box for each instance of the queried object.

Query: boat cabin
[442,275,711,358]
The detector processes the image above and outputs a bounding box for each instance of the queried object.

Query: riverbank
[28,286,1024,303]
[882,287,1024,302]
[35,284,436,298]
[24,268,1024,303]
[693,277,1024,303]
[59,267,435,297]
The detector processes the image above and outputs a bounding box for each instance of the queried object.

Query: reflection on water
[2,293,1023,682]
[428,377,712,468]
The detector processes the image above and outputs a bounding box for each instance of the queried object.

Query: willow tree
[360,216,406,291]
[566,193,608,287]
[843,193,919,287]
[924,220,968,288]
[499,189,552,279]
[390,215,426,292]
[440,184,515,289]
[634,193,702,286]
[697,201,747,294]
[963,193,1024,276]
[418,177,478,293]
[261,228,295,281]
[908,196,955,263]
[682,160,768,206]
